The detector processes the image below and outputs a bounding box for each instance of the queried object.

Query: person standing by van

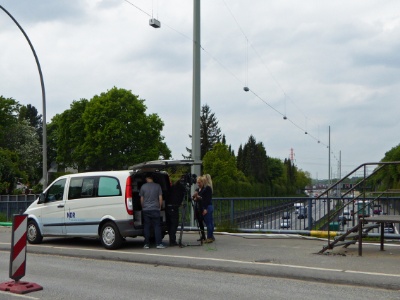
[203,174,215,243]
[193,176,214,243]
[166,177,186,246]
[140,173,166,249]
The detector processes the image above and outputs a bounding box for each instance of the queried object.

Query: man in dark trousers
[140,173,166,249]
[166,177,186,246]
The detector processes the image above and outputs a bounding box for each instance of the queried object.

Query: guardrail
[182,196,400,234]
[0,195,39,222]
[1,194,399,236]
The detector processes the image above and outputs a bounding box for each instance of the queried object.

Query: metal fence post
[308,198,313,229]
[230,199,234,225]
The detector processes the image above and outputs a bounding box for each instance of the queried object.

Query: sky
[1,0,400,180]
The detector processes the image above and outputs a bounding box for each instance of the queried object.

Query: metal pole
[338,150,341,198]
[327,126,331,246]
[328,126,331,186]
[191,0,201,226]
[0,5,47,189]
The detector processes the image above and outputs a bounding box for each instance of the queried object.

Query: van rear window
[98,177,121,196]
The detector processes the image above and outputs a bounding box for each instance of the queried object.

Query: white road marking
[2,242,398,279]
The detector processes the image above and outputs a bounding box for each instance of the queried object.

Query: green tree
[52,87,171,171]
[295,169,312,194]
[237,135,268,183]
[0,97,19,148]
[0,98,42,188]
[202,143,247,196]
[0,148,21,194]
[371,143,400,190]
[185,104,222,159]
[52,99,88,170]
[4,121,41,184]
[267,157,284,195]
[18,104,42,141]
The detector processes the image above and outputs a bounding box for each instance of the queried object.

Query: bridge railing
[1,194,399,235]
[0,194,39,222]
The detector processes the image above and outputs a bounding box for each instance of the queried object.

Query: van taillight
[125,176,133,215]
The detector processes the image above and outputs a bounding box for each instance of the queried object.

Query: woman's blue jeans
[203,205,214,239]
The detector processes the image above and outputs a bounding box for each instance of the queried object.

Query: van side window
[45,178,66,202]
[69,178,83,199]
[81,178,95,197]
[98,177,121,197]
[68,177,95,199]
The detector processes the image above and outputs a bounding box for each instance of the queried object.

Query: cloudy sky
[1,0,399,180]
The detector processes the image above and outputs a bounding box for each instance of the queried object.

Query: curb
[0,222,12,227]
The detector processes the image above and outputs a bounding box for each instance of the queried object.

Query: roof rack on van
[129,159,202,170]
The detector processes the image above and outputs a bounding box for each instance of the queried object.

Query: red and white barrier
[10,214,28,280]
[0,214,43,294]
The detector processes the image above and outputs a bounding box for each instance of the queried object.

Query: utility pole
[191,0,201,177]
[191,0,201,225]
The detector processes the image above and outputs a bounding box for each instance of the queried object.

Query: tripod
[178,189,204,247]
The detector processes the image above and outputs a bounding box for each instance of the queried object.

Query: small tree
[185,104,222,159]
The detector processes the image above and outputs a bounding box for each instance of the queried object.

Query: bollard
[0,214,43,294]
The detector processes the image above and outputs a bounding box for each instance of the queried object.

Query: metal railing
[1,192,399,237]
[0,194,39,222]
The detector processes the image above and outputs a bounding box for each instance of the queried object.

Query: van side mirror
[38,193,45,204]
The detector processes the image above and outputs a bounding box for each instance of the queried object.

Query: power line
[123,0,151,17]
[122,0,332,151]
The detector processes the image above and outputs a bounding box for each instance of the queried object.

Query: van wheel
[100,222,123,250]
[27,220,43,244]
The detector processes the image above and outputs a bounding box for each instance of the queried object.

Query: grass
[0,212,8,223]
[215,220,239,233]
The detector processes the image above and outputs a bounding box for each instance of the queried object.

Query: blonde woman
[204,174,213,192]
[193,175,215,243]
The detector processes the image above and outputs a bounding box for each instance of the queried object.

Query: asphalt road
[0,226,400,295]
[1,252,399,300]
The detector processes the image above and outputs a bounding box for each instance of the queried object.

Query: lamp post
[0,5,47,189]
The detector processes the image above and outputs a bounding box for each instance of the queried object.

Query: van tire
[100,222,123,250]
[27,220,43,244]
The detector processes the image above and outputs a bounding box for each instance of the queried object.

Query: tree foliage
[52,87,171,171]
[0,97,42,192]
[5,121,41,182]
[0,148,21,194]
[202,143,248,196]
[18,104,43,141]
[237,135,268,183]
[0,97,19,148]
[213,135,310,197]
[185,104,222,159]
[370,143,400,190]
[0,94,315,196]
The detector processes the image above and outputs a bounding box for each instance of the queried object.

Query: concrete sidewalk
[0,227,399,291]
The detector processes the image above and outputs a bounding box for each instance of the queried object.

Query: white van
[25,160,199,250]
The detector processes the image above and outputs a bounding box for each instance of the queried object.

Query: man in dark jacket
[166,178,186,246]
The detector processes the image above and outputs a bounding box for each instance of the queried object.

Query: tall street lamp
[0,5,48,189]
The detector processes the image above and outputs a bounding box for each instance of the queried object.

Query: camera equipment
[180,173,197,188]
[177,173,203,247]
